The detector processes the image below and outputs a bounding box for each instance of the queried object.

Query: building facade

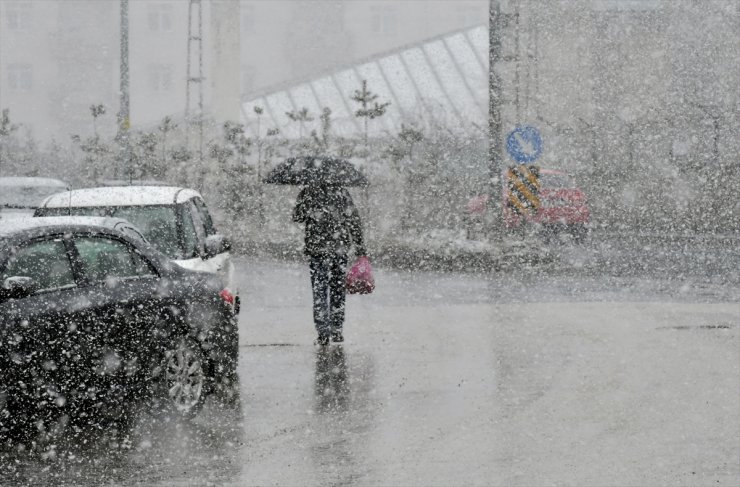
[238,0,487,97]
[0,0,487,143]
[0,0,241,142]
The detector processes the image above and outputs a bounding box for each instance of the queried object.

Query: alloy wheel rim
[165,343,204,412]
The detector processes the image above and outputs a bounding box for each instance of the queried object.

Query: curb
[230,238,553,273]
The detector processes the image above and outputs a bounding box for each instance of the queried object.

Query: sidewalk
[230,227,552,272]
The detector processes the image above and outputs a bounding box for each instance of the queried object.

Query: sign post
[505,125,543,218]
[506,165,541,216]
[489,0,504,236]
[506,125,543,164]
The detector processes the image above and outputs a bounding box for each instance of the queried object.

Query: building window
[148,64,173,92]
[5,2,32,30]
[242,5,255,35]
[370,6,397,36]
[148,3,173,32]
[8,64,33,91]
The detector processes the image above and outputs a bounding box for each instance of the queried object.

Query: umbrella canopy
[263,156,369,187]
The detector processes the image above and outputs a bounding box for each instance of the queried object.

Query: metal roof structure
[240,24,489,139]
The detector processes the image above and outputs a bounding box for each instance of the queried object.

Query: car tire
[157,337,207,418]
[571,224,588,244]
[539,225,555,244]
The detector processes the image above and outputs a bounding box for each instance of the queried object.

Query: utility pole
[489,0,504,234]
[118,0,131,183]
[186,0,205,188]
[254,106,266,228]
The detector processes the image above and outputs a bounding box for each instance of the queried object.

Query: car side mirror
[204,234,231,258]
[0,276,40,301]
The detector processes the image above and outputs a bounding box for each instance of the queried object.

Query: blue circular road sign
[506,126,543,164]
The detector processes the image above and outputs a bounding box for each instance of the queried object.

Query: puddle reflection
[314,345,350,414]
[311,345,377,483]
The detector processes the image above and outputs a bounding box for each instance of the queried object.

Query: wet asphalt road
[1,239,739,486]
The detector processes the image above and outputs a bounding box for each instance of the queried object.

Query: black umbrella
[263,156,368,187]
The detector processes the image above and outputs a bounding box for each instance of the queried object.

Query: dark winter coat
[293,185,366,257]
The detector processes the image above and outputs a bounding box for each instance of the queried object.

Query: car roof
[0,216,140,238]
[96,179,172,187]
[39,186,202,208]
[0,176,68,188]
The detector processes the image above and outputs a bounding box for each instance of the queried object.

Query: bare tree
[310,107,333,154]
[0,108,19,176]
[158,116,178,173]
[285,107,314,140]
[90,104,106,138]
[351,79,390,153]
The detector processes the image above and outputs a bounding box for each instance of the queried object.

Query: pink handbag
[346,256,375,294]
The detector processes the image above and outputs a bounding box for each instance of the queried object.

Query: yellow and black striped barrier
[506,165,541,216]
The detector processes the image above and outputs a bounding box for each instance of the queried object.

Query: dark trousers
[309,254,348,337]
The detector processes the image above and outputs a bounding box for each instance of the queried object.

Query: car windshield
[40,206,185,259]
[539,173,575,189]
[0,186,67,209]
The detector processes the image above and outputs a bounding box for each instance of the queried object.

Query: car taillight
[219,289,235,306]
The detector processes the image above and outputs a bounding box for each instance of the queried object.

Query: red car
[465,168,590,242]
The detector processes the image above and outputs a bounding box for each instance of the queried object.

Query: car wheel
[162,338,206,416]
[571,224,588,244]
[539,225,554,244]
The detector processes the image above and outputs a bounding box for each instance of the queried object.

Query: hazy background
[1,0,739,243]
[0,0,491,140]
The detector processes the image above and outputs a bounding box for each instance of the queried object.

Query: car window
[188,201,207,244]
[178,204,201,259]
[111,206,181,258]
[41,206,184,259]
[74,237,156,282]
[114,223,148,244]
[192,198,216,236]
[1,239,75,291]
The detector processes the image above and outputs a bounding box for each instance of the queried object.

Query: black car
[0,218,238,442]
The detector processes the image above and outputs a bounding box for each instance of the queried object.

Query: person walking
[293,183,366,345]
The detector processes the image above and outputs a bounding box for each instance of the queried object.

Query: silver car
[35,186,239,314]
